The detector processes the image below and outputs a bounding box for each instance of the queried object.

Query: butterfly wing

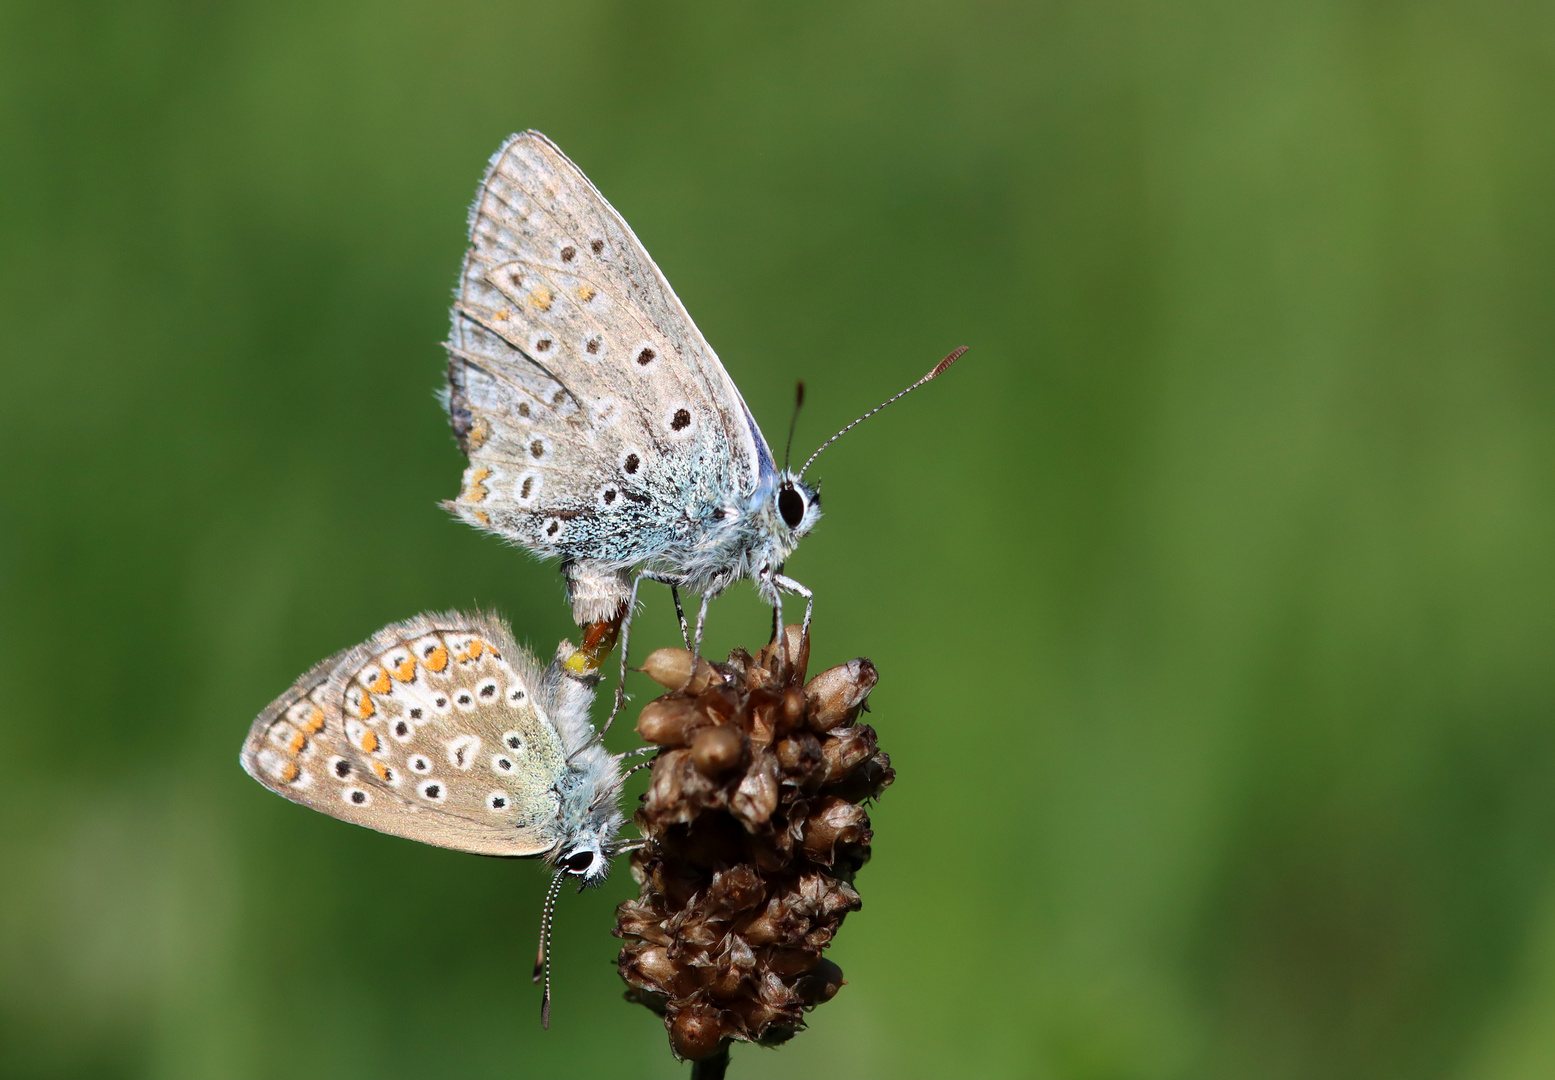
[240,612,583,858]
[445,131,776,567]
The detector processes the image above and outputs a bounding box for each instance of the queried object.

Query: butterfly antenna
[798,346,967,479]
[534,869,566,1029]
[783,380,806,470]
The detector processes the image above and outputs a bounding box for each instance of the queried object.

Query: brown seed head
[615,627,892,1062]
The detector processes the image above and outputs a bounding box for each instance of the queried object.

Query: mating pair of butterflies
[240,133,960,1015]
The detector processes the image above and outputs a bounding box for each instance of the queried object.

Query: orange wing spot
[426,644,449,672]
[495,306,512,321]
[474,509,490,526]
[461,466,491,504]
[299,707,325,733]
[368,670,391,695]
[452,647,470,664]
[468,638,485,659]
[392,656,416,681]
[280,761,300,783]
[467,418,490,451]
[360,730,379,754]
[373,761,390,780]
[530,285,553,311]
[287,731,307,754]
[357,695,376,720]
[576,283,596,303]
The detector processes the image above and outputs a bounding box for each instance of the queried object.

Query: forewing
[445,131,774,563]
[240,612,575,858]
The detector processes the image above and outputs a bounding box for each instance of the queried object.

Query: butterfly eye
[562,850,595,874]
[778,485,805,530]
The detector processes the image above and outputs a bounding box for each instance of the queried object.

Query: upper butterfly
[442,131,963,667]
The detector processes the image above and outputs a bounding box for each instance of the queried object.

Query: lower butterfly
[239,611,635,1025]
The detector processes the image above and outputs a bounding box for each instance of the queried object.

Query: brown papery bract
[615,627,893,1063]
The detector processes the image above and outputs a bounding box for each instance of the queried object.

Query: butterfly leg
[691,591,715,662]
[771,572,814,639]
[669,586,692,650]
[600,569,682,738]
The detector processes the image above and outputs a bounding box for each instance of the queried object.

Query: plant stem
[690,1048,730,1080]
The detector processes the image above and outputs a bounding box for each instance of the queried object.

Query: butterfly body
[443,132,822,635]
[239,611,623,880]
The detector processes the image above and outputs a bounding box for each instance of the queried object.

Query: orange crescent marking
[468,639,485,659]
[287,731,307,754]
[373,761,390,780]
[360,730,379,754]
[392,657,416,681]
[357,695,375,720]
[426,644,449,672]
[280,761,300,783]
[300,707,325,734]
[368,670,391,695]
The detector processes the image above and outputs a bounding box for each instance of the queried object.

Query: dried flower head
[615,626,892,1064]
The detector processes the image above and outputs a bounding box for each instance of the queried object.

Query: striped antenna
[798,346,967,479]
[533,869,566,1028]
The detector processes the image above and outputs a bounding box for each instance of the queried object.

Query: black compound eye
[563,850,595,874]
[778,485,805,529]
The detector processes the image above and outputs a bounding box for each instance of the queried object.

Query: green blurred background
[3,1,1554,1077]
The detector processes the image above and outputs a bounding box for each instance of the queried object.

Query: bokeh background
[3,1,1554,1077]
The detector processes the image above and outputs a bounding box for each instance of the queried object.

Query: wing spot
[578,285,596,303]
[504,732,526,751]
[479,681,498,698]
[410,755,433,773]
[488,792,510,811]
[333,758,352,779]
[586,337,601,354]
[560,245,576,262]
[603,488,617,505]
[409,707,423,720]
[535,338,552,352]
[344,787,371,806]
[671,408,692,431]
[624,453,641,475]
[591,238,604,254]
[531,439,545,458]
[392,720,412,740]
[493,755,514,773]
[636,348,655,366]
[529,285,553,311]
[517,401,531,418]
[418,780,444,801]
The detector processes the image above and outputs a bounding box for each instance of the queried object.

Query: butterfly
[442,131,963,683]
[239,611,631,1023]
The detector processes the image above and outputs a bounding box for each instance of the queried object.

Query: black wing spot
[586,338,600,355]
[350,790,367,804]
[546,520,560,536]
[603,488,617,505]
[636,348,655,366]
[334,760,351,778]
[531,440,545,458]
[518,401,531,418]
[671,409,691,431]
[590,238,604,254]
[624,453,640,474]
[535,338,552,352]
[560,245,576,262]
